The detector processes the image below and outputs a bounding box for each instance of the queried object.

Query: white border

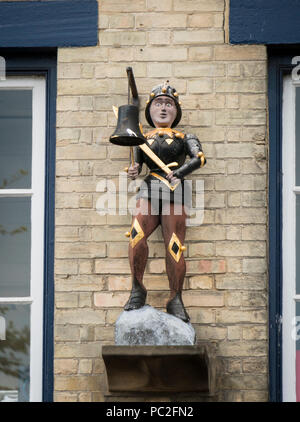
[282,75,299,402]
[0,77,46,402]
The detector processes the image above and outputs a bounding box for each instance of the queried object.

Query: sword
[126,128,180,191]
[126,128,178,175]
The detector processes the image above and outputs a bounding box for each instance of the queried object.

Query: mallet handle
[126,67,139,107]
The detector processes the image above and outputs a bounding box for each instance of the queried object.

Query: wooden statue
[121,79,206,322]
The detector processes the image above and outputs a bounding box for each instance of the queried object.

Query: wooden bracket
[102,345,217,395]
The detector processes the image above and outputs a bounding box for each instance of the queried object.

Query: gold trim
[139,123,144,136]
[167,162,178,169]
[197,151,206,167]
[147,138,155,146]
[129,218,145,248]
[145,128,185,140]
[162,80,169,93]
[168,232,185,263]
[165,138,173,145]
[150,172,180,192]
[173,130,185,139]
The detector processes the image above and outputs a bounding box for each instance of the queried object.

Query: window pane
[0,197,31,297]
[0,304,30,402]
[0,90,32,189]
[296,196,300,295]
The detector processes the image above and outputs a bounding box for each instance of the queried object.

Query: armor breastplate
[134,128,204,205]
[142,128,186,173]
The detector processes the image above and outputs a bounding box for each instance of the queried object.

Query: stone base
[102,345,216,394]
[115,305,196,346]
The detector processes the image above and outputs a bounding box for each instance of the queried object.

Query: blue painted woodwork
[0,1,98,47]
[1,48,57,402]
[230,0,300,44]
[268,46,300,402]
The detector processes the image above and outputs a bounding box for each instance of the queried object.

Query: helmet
[145,81,182,128]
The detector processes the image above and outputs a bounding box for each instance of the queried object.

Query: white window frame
[282,74,300,402]
[0,76,46,402]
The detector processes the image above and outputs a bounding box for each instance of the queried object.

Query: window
[0,77,46,402]
[282,74,300,402]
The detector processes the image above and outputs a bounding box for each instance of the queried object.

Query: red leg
[161,202,189,322]
[125,199,160,310]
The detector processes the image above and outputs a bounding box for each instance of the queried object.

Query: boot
[166,292,190,322]
[124,278,147,311]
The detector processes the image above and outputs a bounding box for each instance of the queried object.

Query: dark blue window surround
[268,46,300,403]
[0,0,98,402]
[230,0,300,403]
[0,0,98,47]
[230,0,300,45]
[1,47,57,403]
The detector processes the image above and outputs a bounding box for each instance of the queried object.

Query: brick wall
[54,0,268,402]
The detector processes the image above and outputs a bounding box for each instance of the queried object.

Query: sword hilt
[161,162,178,175]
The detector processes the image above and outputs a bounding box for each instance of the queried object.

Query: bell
[109,105,146,146]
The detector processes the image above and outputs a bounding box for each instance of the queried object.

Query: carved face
[149,96,177,128]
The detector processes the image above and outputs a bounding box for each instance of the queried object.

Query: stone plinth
[115,305,196,346]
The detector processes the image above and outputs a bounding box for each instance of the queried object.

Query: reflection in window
[296,302,300,402]
[296,197,300,295]
[0,197,31,297]
[0,304,30,402]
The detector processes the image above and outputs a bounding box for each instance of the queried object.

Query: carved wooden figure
[124,81,206,322]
